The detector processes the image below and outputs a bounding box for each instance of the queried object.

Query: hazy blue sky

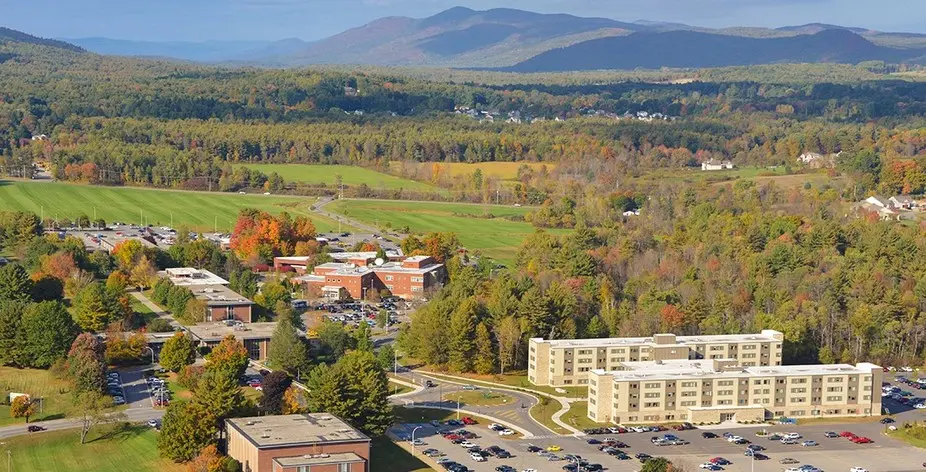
[6,0,926,42]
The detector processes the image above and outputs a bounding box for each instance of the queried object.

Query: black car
[527,445,542,453]
[586,438,601,444]
[747,444,765,451]
[496,450,511,459]
[440,462,459,470]
[425,380,436,388]
[881,417,895,424]
[27,425,45,432]
[702,432,718,439]
[585,465,603,472]
[636,453,652,463]
[495,467,516,472]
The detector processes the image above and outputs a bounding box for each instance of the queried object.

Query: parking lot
[389,372,926,472]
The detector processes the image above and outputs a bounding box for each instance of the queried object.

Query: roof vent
[246,421,256,426]
[260,429,271,438]
[318,454,330,458]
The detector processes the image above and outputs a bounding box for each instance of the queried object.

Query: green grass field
[328,199,566,263]
[0,367,74,427]
[3,425,184,472]
[371,437,432,472]
[234,164,442,193]
[560,401,599,430]
[0,180,343,233]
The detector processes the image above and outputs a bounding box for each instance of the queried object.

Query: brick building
[186,322,277,361]
[159,268,254,323]
[226,413,370,472]
[287,255,446,300]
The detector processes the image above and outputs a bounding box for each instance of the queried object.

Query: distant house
[889,195,917,210]
[701,159,734,171]
[343,86,358,97]
[864,196,890,208]
[798,152,823,164]
[30,134,48,141]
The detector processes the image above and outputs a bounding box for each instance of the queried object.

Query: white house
[701,159,734,171]
[798,152,823,164]
[889,195,917,210]
[864,196,890,208]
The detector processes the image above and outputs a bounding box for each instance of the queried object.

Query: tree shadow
[86,422,147,444]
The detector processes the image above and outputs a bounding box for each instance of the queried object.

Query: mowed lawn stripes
[0,180,341,232]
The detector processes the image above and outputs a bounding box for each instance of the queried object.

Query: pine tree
[191,370,249,433]
[0,300,26,367]
[73,283,112,332]
[159,332,196,373]
[158,400,216,462]
[21,301,79,368]
[448,298,478,372]
[585,315,607,338]
[473,322,495,375]
[352,322,374,353]
[0,263,33,303]
[268,316,308,376]
[519,287,552,338]
[306,351,392,436]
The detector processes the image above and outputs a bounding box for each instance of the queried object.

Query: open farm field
[327,199,566,264]
[233,164,442,193]
[407,161,556,180]
[0,180,343,232]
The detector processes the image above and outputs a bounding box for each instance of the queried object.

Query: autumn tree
[206,335,249,382]
[10,395,37,423]
[66,333,107,396]
[160,332,196,372]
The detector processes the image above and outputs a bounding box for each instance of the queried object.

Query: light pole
[410,426,423,457]
[142,346,155,365]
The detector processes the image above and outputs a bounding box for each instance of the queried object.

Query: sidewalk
[416,370,584,435]
[131,291,181,329]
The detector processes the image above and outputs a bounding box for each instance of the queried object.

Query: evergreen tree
[259,371,292,415]
[306,350,392,436]
[21,301,79,368]
[0,300,26,367]
[473,322,495,375]
[268,316,308,376]
[352,322,374,353]
[585,315,607,339]
[191,370,249,434]
[376,344,396,373]
[0,263,33,303]
[519,287,552,338]
[159,332,196,373]
[448,298,478,372]
[317,320,351,358]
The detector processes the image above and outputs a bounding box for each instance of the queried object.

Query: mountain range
[13,7,926,70]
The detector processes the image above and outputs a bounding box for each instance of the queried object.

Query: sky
[5,0,926,42]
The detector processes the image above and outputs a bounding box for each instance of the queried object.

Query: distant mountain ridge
[509,29,926,72]
[0,27,84,53]
[20,7,926,69]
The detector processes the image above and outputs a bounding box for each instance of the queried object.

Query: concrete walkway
[388,376,425,399]
[416,370,584,436]
[130,291,181,329]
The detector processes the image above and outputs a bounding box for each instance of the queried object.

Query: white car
[631,426,646,433]
[784,432,802,440]
[460,441,476,448]
[490,423,504,430]
[522,469,538,472]
[785,468,803,472]
[499,429,515,436]
[914,403,926,409]
[470,452,486,462]
[727,435,744,443]
[850,468,868,472]
[409,439,424,446]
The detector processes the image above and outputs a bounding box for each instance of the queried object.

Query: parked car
[779,458,800,465]
[27,425,46,432]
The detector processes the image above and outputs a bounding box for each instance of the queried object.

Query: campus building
[186,322,278,361]
[586,359,882,424]
[286,255,446,300]
[160,268,254,323]
[226,413,371,472]
[528,330,784,387]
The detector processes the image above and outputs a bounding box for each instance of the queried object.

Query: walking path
[411,370,584,436]
[131,291,181,329]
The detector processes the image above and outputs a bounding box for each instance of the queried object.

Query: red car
[851,437,873,444]
[461,417,477,425]
[710,457,731,465]
[839,431,857,438]
[445,434,461,441]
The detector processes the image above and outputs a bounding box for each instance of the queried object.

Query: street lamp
[410,426,423,457]
[142,346,155,365]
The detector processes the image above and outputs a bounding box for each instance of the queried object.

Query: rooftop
[227,414,369,448]
[273,452,364,468]
[189,284,252,306]
[533,330,783,349]
[373,261,443,275]
[161,267,228,286]
[594,361,880,382]
[328,250,403,261]
[186,322,278,342]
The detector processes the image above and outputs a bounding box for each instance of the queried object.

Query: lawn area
[0,180,343,233]
[887,423,926,449]
[560,401,599,430]
[371,437,432,472]
[328,199,568,264]
[4,425,184,472]
[421,371,587,399]
[444,390,514,407]
[0,367,74,426]
[388,381,414,396]
[530,397,570,435]
[234,164,442,193]
[640,165,790,186]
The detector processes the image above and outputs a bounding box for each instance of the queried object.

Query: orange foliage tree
[229,210,316,263]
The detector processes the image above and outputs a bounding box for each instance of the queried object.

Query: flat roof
[328,250,403,261]
[373,262,443,275]
[273,452,364,467]
[161,268,228,286]
[227,414,369,448]
[593,362,880,382]
[189,285,253,307]
[186,322,278,342]
[533,330,783,349]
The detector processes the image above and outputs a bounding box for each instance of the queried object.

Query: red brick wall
[252,441,370,472]
[207,305,253,323]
